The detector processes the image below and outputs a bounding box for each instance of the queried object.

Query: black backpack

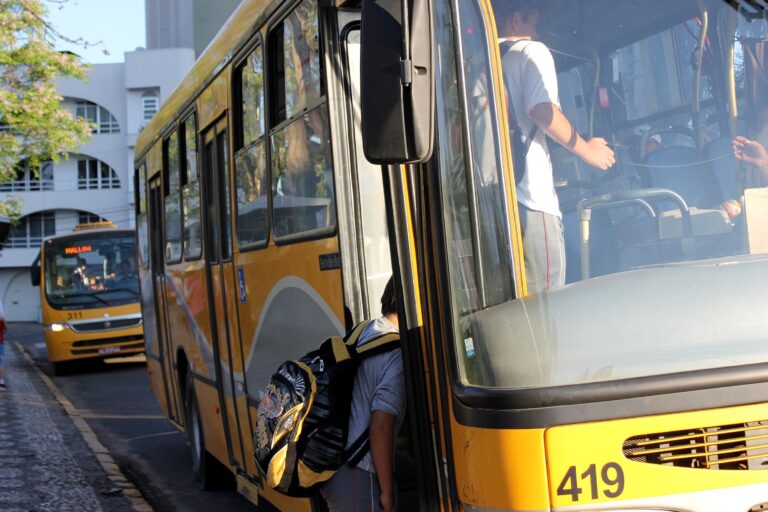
[253,320,400,497]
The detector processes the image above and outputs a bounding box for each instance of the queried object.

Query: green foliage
[0,194,22,218]
[0,0,92,203]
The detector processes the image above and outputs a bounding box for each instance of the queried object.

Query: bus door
[148,175,180,423]
[201,117,248,471]
[337,18,394,321]
[338,17,439,510]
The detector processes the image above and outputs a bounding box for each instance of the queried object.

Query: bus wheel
[183,373,228,490]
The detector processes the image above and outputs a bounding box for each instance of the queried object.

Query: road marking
[31,341,47,359]
[78,411,167,420]
[104,354,147,364]
[125,430,182,443]
[15,342,155,512]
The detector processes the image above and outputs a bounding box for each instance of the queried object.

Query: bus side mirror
[31,253,40,287]
[360,0,434,164]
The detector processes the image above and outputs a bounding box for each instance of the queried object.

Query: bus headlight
[47,323,66,332]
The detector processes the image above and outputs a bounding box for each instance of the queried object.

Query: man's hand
[579,137,616,171]
[529,103,615,171]
[733,136,768,174]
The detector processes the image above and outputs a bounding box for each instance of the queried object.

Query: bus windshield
[43,232,139,309]
[436,0,768,390]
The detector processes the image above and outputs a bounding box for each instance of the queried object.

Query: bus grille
[72,334,144,349]
[70,317,142,332]
[623,422,768,470]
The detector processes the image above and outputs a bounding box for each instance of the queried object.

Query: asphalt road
[12,322,259,512]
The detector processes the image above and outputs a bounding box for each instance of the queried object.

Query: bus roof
[43,227,135,245]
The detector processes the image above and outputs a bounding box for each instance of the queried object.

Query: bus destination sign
[65,245,93,255]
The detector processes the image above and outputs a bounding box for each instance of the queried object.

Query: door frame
[148,174,181,422]
[200,115,248,469]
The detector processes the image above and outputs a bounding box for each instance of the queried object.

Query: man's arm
[370,409,397,512]
[529,102,615,171]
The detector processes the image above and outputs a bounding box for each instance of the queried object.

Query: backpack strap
[501,39,540,158]
[349,332,400,361]
[345,320,372,346]
[329,320,374,363]
[343,320,400,358]
[344,427,371,468]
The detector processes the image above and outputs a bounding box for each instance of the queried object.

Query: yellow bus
[32,222,144,374]
[134,0,768,510]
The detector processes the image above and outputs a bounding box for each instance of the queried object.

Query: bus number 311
[557,462,625,502]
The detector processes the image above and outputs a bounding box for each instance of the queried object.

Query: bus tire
[184,372,227,490]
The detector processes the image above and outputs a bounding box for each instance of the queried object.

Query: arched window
[78,211,106,225]
[75,100,120,134]
[77,157,120,189]
[6,211,56,248]
[142,92,159,123]
[0,160,53,191]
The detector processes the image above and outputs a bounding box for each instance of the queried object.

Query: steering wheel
[639,125,696,161]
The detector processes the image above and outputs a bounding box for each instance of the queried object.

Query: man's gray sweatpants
[519,204,566,293]
[320,464,387,512]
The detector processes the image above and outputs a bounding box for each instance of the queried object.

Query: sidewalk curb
[15,342,155,512]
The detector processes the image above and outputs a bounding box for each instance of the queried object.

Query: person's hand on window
[733,136,768,176]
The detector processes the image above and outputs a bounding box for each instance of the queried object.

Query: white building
[0,47,195,321]
[0,1,241,321]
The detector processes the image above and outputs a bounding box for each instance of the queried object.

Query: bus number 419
[556,462,625,502]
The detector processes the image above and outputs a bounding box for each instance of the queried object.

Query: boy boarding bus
[135,0,768,510]
[32,222,143,374]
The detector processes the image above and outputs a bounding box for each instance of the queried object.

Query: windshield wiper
[54,292,110,306]
[95,287,139,298]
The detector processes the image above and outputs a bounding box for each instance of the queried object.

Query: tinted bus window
[270,0,335,240]
[235,46,269,247]
[164,131,182,262]
[137,164,149,268]
[182,115,202,259]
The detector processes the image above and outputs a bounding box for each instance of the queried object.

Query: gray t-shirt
[346,316,405,473]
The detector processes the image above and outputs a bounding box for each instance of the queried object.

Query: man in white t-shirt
[494,0,615,293]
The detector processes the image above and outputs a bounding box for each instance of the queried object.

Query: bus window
[137,164,149,268]
[238,45,266,146]
[434,0,516,328]
[269,0,335,240]
[163,130,183,263]
[344,27,393,316]
[44,233,139,306]
[204,138,219,263]
[438,0,768,389]
[217,130,232,261]
[234,45,269,248]
[182,114,202,260]
[274,0,323,123]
